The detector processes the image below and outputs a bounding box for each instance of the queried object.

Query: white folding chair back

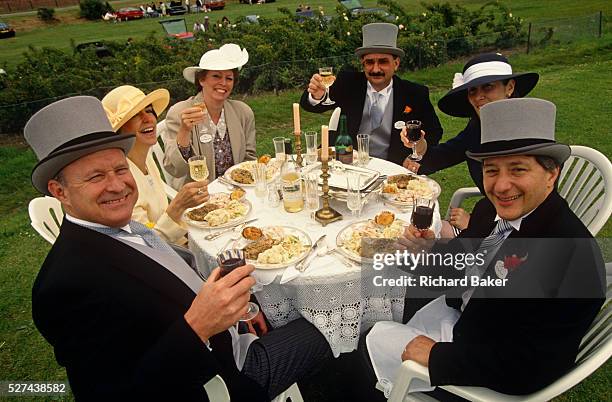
[558,145,612,236]
[29,196,64,244]
[388,265,612,402]
[150,136,178,200]
[445,145,612,235]
[203,376,302,402]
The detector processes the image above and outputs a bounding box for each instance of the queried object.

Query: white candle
[293,103,301,134]
[321,125,329,162]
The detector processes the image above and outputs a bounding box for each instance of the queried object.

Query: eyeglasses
[362,57,394,68]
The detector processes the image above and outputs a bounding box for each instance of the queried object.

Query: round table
[189,157,442,356]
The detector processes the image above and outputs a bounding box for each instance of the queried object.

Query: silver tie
[370,92,384,129]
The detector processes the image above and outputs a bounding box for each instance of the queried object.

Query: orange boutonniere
[403,105,412,114]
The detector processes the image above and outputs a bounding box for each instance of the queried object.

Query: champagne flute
[189,155,209,183]
[406,120,423,161]
[192,100,209,135]
[319,67,336,106]
[253,163,268,205]
[216,249,259,322]
[304,131,318,165]
[346,172,362,218]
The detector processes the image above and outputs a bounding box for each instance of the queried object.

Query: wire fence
[0,11,606,136]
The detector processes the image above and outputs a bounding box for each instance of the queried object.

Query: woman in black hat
[402,53,538,235]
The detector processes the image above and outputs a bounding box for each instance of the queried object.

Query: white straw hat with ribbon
[183,43,249,84]
[101,85,169,132]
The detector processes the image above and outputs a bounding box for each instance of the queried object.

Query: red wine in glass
[412,205,434,230]
[406,120,422,161]
[216,249,259,321]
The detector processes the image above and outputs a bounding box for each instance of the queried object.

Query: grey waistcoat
[358,94,394,159]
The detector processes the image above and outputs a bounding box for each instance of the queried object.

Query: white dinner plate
[231,226,312,270]
[336,218,407,263]
[183,197,252,229]
[302,162,380,191]
[380,174,441,207]
[223,160,281,187]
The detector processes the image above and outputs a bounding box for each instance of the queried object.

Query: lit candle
[321,125,329,162]
[292,103,301,134]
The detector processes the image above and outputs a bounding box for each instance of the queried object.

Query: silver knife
[296,235,326,272]
[204,218,258,240]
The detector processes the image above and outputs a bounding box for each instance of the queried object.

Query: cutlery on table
[205,218,258,241]
[296,235,327,272]
[321,246,352,267]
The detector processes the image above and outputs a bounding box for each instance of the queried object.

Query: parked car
[204,0,225,10]
[115,7,144,21]
[0,22,16,39]
[340,0,396,22]
[167,1,187,15]
[159,18,193,40]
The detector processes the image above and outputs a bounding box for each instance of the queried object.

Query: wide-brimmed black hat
[438,53,539,117]
[24,96,135,195]
[466,98,570,164]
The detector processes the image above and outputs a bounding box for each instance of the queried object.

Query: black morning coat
[300,70,443,166]
[32,219,268,402]
[404,191,605,395]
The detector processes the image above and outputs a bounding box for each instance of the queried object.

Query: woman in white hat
[401,53,539,236]
[162,43,256,187]
[102,85,209,245]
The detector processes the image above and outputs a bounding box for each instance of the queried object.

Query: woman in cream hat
[401,53,539,236]
[102,85,209,245]
[162,43,256,187]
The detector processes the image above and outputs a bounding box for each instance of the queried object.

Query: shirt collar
[494,208,536,232]
[366,80,393,99]
[65,214,132,233]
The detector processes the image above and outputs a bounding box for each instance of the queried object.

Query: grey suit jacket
[163,93,257,189]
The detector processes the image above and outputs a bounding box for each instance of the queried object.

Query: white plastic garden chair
[445,145,612,236]
[204,376,303,402]
[385,264,612,402]
[150,121,178,200]
[28,196,64,244]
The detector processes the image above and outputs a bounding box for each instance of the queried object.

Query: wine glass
[412,197,434,231]
[406,120,423,161]
[304,131,318,165]
[253,163,268,205]
[356,133,370,167]
[216,249,259,321]
[303,172,320,229]
[319,67,336,106]
[188,155,209,182]
[346,171,362,218]
[192,100,209,136]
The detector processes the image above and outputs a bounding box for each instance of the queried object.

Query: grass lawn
[1,33,611,400]
[1,0,611,68]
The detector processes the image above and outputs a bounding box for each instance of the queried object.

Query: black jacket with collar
[32,219,267,402]
[299,70,443,166]
[404,192,605,395]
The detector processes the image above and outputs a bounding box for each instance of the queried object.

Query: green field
[1,0,611,68]
[1,0,611,400]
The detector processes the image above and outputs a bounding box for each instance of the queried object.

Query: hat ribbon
[451,61,513,89]
[103,96,142,126]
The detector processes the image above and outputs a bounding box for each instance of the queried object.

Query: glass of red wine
[406,120,423,161]
[216,249,259,321]
[411,197,434,231]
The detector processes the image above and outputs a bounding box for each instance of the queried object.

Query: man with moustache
[300,22,442,167]
[26,96,331,401]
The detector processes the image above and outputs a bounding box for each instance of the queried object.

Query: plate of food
[336,211,406,263]
[380,174,441,206]
[223,158,282,187]
[231,225,312,269]
[184,192,251,228]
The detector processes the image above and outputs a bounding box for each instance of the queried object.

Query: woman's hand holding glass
[399,121,427,161]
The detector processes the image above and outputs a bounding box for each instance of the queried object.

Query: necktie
[461,219,514,309]
[83,221,175,255]
[370,92,384,129]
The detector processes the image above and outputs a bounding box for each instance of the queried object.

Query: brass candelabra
[294,131,303,168]
[315,158,342,226]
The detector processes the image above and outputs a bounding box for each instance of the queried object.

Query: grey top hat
[355,23,405,58]
[466,98,570,164]
[24,96,135,195]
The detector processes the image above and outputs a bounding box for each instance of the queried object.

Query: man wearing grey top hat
[25,96,331,401]
[300,22,442,167]
[359,98,605,399]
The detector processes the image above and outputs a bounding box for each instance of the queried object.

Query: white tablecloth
[189,157,442,356]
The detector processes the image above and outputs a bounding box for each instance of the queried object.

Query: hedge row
[0,1,524,135]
